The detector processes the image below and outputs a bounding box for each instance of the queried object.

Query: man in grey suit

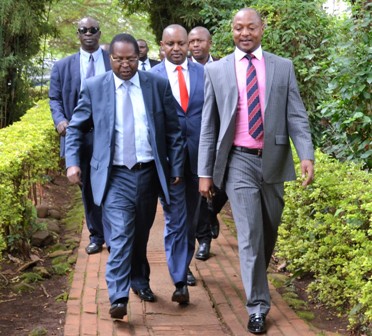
[65,33,184,319]
[198,8,314,334]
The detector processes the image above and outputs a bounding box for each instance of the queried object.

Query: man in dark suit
[149,24,205,298]
[49,17,111,255]
[198,8,314,334]
[188,26,228,261]
[137,39,160,71]
[65,33,184,319]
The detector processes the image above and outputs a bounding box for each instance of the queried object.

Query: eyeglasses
[78,27,100,35]
[110,55,138,65]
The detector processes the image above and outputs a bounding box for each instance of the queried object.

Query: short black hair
[109,33,140,55]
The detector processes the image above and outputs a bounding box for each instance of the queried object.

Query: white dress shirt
[112,72,153,165]
[164,58,190,107]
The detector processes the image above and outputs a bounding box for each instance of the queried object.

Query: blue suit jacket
[64,70,184,206]
[49,50,111,156]
[150,60,204,174]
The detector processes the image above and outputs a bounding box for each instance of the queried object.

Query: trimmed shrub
[278,149,371,332]
[0,99,59,258]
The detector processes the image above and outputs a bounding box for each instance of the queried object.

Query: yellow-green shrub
[278,149,371,333]
[0,99,59,258]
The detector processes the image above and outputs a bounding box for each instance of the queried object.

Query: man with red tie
[128,24,205,305]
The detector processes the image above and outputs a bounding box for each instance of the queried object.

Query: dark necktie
[141,62,146,71]
[86,54,95,78]
[245,54,263,139]
[176,65,189,112]
[122,81,137,169]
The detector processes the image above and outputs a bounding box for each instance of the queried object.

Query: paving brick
[63,206,320,336]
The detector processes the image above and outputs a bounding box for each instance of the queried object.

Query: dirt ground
[0,174,351,335]
[0,175,76,336]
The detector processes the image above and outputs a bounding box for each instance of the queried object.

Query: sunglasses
[78,27,100,35]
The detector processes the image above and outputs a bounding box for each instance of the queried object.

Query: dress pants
[225,148,284,316]
[79,132,104,246]
[103,164,159,304]
[196,187,228,244]
[160,155,200,284]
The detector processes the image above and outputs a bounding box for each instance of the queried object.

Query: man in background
[188,26,228,261]
[137,39,160,71]
[49,17,111,255]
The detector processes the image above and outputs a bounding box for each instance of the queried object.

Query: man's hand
[66,166,82,186]
[300,159,314,187]
[56,120,69,136]
[199,177,214,200]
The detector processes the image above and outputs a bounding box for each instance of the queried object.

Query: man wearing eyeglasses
[49,17,111,256]
[65,33,183,319]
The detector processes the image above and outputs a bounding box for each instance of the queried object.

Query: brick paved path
[63,204,324,336]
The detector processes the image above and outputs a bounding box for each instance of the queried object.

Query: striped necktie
[245,54,263,139]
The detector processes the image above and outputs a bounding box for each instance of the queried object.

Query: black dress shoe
[85,242,103,255]
[195,242,210,261]
[172,285,189,304]
[247,313,266,334]
[133,287,156,302]
[187,268,196,286]
[109,303,127,319]
[210,215,220,239]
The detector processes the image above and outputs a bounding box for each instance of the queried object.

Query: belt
[114,161,155,171]
[232,146,262,157]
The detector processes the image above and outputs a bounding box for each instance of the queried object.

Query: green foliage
[0,100,60,259]
[319,1,371,169]
[47,0,158,59]
[277,149,371,332]
[20,272,44,284]
[0,0,56,127]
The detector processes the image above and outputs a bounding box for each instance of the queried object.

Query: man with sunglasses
[49,17,111,255]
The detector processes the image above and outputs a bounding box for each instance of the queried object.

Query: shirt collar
[80,47,102,61]
[164,58,188,72]
[113,71,140,90]
[235,45,263,61]
[191,54,214,64]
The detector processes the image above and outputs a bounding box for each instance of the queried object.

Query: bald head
[232,8,264,53]
[77,16,101,53]
[161,24,189,65]
[188,26,212,65]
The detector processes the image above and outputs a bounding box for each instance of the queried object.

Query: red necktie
[176,65,189,112]
[245,54,263,139]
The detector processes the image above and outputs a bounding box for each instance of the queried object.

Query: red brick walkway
[63,204,325,336]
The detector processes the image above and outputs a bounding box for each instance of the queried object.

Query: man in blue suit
[49,17,111,255]
[145,24,204,302]
[64,33,184,319]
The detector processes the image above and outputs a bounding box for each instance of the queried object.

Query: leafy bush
[0,99,60,259]
[278,149,371,333]
[319,1,371,169]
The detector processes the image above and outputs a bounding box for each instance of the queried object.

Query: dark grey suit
[198,51,314,315]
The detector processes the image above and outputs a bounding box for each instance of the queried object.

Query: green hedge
[278,149,371,332]
[0,99,60,258]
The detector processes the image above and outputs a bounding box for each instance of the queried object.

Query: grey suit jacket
[198,51,314,188]
[65,70,184,206]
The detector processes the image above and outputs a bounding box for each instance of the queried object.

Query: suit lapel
[102,72,116,144]
[263,51,274,106]
[223,54,239,118]
[188,60,197,104]
[72,53,81,91]
[139,72,156,142]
